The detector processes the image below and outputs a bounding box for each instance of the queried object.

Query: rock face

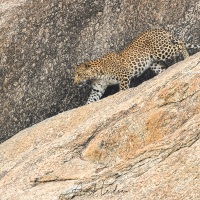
[0,53,199,200]
[1,0,200,142]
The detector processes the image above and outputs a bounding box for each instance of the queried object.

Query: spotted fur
[74,29,193,104]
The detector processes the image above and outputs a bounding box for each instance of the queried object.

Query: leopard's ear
[84,63,90,69]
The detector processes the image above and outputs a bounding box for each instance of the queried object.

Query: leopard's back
[121,29,187,61]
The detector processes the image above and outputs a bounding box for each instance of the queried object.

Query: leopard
[74,29,199,104]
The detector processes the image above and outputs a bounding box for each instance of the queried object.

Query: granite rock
[0,53,199,200]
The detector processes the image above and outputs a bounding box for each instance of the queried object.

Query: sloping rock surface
[1,0,200,142]
[0,53,199,200]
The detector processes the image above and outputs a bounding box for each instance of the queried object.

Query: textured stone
[0,53,199,200]
[0,0,200,142]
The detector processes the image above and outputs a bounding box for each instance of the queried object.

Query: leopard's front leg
[119,76,131,90]
[86,79,108,104]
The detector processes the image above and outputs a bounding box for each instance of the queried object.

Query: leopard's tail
[185,43,200,50]
[178,41,189,59]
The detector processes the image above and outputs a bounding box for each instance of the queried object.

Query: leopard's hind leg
[150,62,166,74]
[170,37,189,59]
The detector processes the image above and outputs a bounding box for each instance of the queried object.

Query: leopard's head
[74,62,94,85]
